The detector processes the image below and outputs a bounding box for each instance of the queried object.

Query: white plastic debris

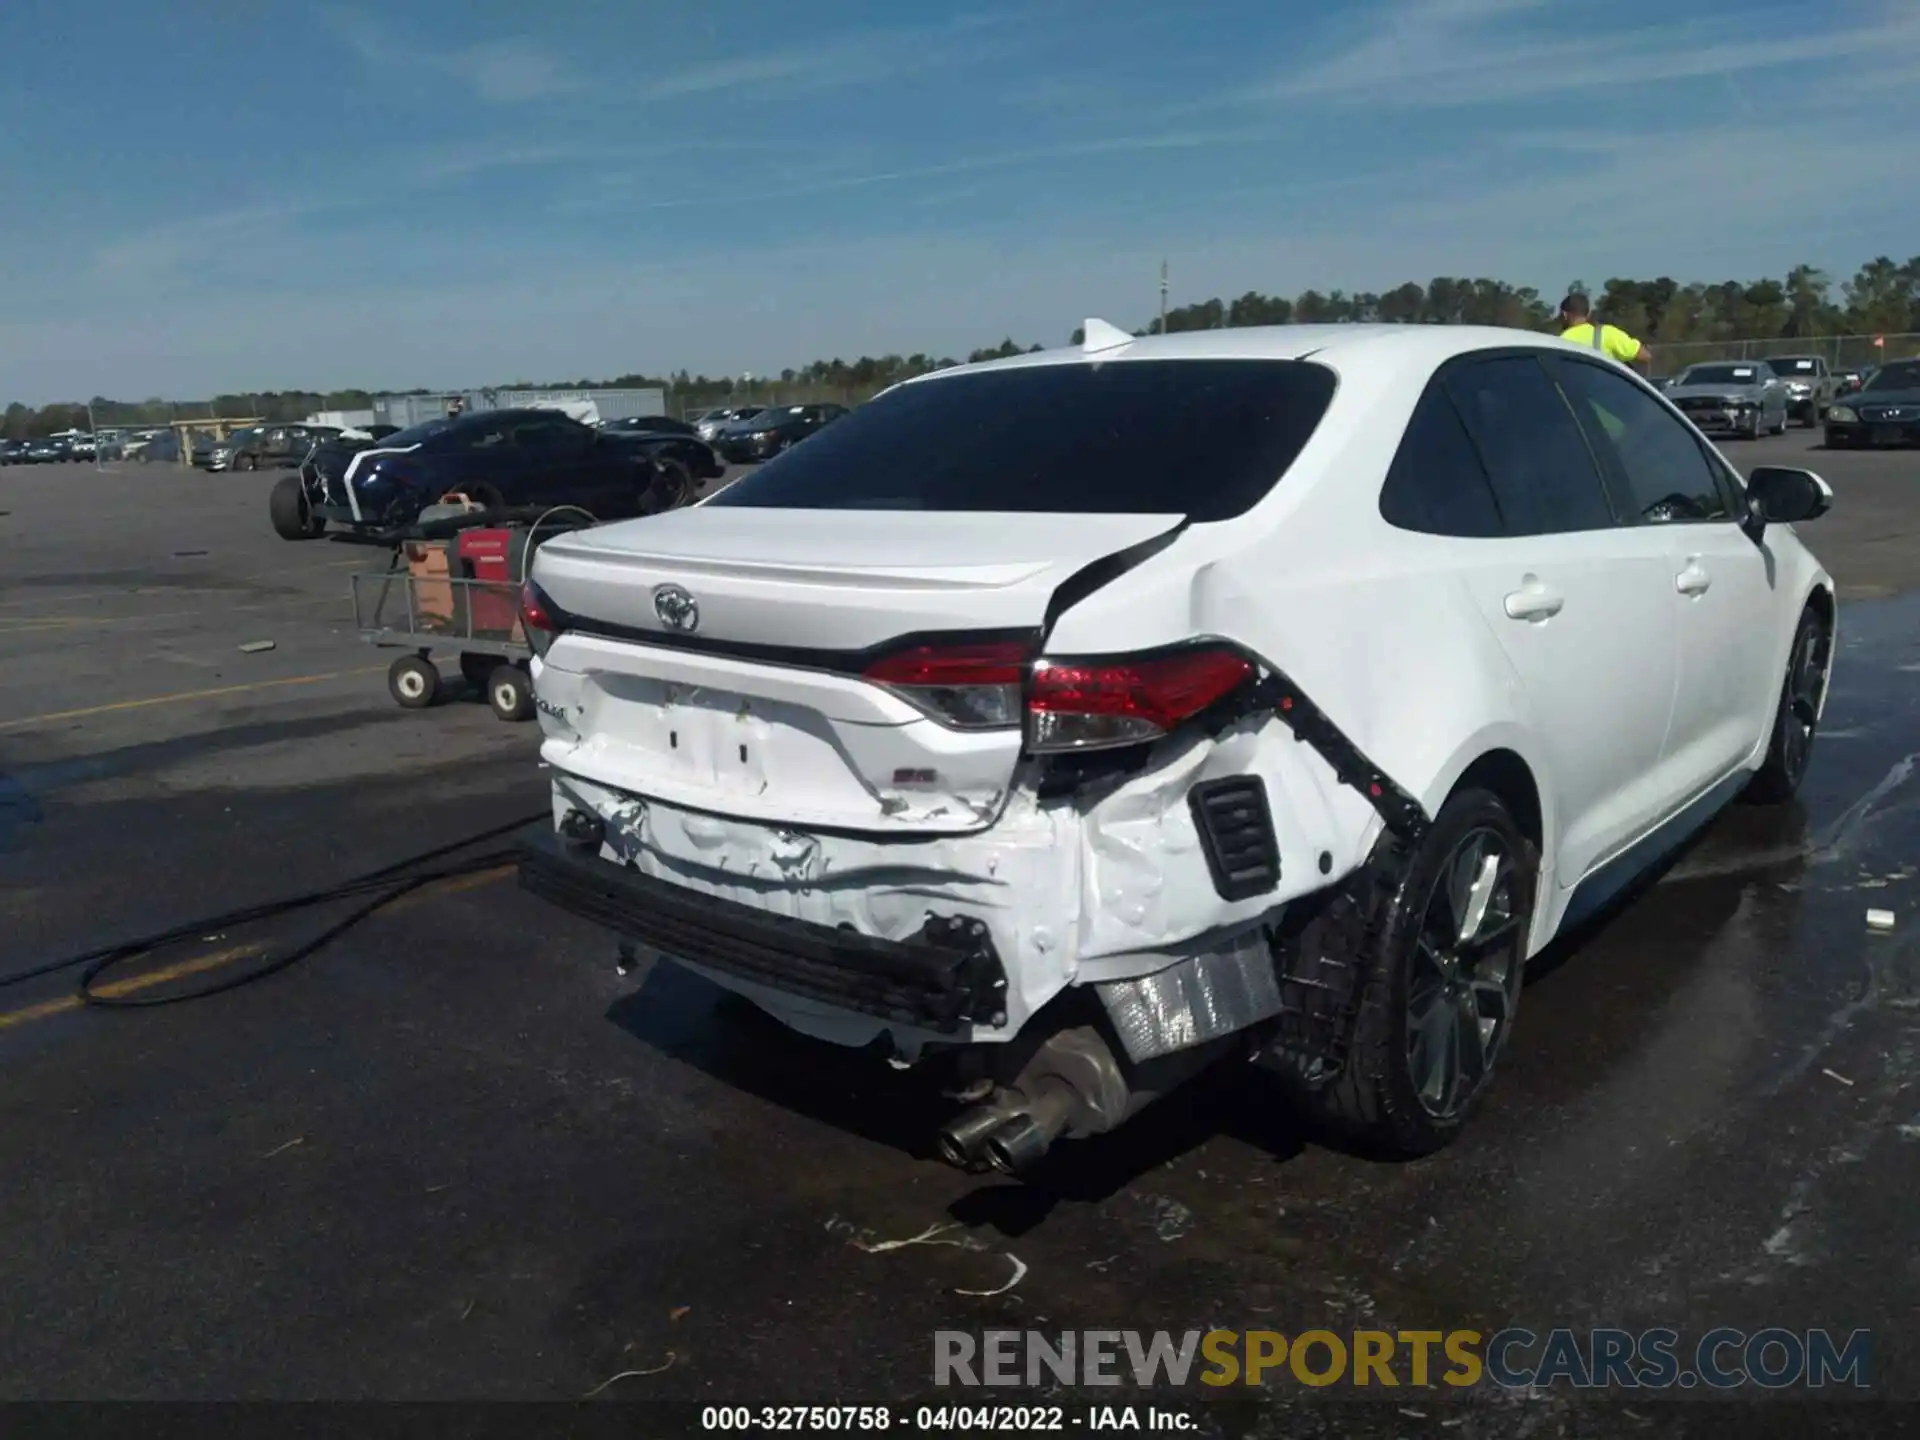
[238,640,276,653]
[1866,909,1896,932]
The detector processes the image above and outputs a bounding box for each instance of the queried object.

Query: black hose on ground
[0,811,549,1009]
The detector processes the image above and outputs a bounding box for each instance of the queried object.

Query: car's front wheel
[1744,603,1832,804]
[268,474,326,540]
[1290,787,1535,1158]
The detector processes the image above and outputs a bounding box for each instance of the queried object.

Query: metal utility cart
[340,503,598,721]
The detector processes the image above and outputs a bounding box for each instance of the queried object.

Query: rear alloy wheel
[1289,788,1534,1158]
[1744,604,1831,804]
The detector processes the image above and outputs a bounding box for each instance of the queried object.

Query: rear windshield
[704,358,1338,520]
[1770,357,1818,373]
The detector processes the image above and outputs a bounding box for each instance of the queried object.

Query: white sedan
[516,320,1835,1174]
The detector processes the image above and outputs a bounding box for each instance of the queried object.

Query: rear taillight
[862,639,1255,749]
[520,579,565,657]
[1027,647,1254,752]
[863,641,1029,730]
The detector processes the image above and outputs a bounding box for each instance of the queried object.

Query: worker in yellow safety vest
[1557,293,1652,374]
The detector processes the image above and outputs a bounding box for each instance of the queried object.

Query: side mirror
[1747,466,1832,527]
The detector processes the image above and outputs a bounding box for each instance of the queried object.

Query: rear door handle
[1676,558,1712,596]
[1503,579,1565,621]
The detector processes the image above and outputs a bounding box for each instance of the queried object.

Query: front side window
[1555,360,1730,524]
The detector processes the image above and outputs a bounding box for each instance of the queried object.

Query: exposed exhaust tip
[936,1102,1018,1170]
[982,1113,1051,1175]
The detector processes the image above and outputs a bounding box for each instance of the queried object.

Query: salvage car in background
[692,406,765,443]
[1825,358,1920,448]
[710,402,848,463]
[271,407,703,540]
[215,423,342,471]
[517,321,1836,1173]
[1763,355,1834,426]
[1664,361,1790,438]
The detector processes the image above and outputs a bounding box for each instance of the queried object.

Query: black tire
[268,474,325,540]
[1285,788,1536,1158]
[236,452,257,471]
[486,663,534,722]
[644,457,694,514]
[1743,604,1831,804]
[388,655,442,710]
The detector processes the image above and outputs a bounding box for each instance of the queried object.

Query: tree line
[6,254,1917,438]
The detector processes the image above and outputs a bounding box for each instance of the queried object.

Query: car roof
[899,323,1625,388]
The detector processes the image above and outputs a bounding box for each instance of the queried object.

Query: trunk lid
[531,507,1183,834]
[530,507,1181,653]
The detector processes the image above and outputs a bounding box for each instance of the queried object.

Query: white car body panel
[528,322,1835,1049]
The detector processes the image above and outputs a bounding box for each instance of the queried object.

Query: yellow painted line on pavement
[0,665,387,731]
[0,945,258,1030]
[383,865,518,915]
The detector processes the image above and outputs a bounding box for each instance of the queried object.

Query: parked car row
[192,423,374,473]
[688,402,849,461]
[1,433,93,463]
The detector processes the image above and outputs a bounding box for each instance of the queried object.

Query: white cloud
[631,15,1011,102]
[446,39,581,103]
[1259,0,1920,107]
[320,7,580,103]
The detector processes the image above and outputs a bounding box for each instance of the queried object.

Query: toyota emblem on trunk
[652,584,699,632]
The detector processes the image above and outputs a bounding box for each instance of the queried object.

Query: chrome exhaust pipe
[935,1098,1024,1169]
[936,1026,1242,1175]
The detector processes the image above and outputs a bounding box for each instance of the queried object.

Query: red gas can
[456,527,529,637]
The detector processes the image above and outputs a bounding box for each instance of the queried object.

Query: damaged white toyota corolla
[516,320,1836,1173]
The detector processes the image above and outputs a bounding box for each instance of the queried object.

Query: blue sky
[2,0,1918,401]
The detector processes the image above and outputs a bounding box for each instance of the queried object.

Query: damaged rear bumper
[519,829,1010,1034]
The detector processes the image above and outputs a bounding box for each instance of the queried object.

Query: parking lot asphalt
[2,439,1918,1431]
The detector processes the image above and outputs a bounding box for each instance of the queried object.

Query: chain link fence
[1654,333,1919,377]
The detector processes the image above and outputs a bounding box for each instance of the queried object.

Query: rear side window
[704,359,1338,520]
[1444,356,1617,535]
[1380,387,1504,537]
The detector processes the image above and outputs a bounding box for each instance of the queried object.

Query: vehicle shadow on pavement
[607,966,1317,1230]
[1522,798,1812,988]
